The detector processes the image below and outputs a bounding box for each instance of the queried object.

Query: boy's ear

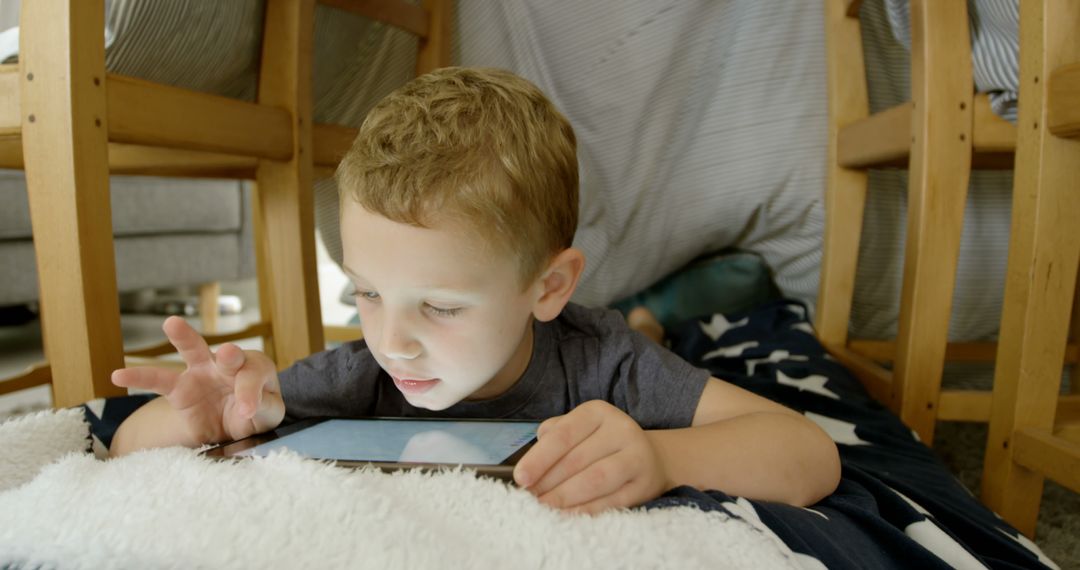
[532,248,585,322]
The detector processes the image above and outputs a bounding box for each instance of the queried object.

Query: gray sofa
[0,171,254,308]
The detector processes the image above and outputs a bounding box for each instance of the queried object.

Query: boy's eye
[425,304,462,318]
[356,290,380,301]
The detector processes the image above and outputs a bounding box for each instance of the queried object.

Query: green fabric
[612,251,780,330]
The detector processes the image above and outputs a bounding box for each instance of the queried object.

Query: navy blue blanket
[644,300,1055,569]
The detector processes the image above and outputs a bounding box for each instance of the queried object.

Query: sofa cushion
[0,232,253,306]
[0,170,244,241]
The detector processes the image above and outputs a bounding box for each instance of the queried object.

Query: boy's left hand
[513,400,671,514]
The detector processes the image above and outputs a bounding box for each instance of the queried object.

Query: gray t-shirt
[280,303,711,430]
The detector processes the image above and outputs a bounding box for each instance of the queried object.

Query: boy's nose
[379,315,421,360]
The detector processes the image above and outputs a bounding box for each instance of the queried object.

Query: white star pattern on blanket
[702,341,759,360]
[804,412,870,446]
[888,486,989,569]
[699,314,749,341]
[776,371,839,400]
[997,528,1060,569]
[783,304,807,320]
[745,350,809,375]
[721,498,827,570]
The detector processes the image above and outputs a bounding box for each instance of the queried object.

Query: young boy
[110,67,840,513]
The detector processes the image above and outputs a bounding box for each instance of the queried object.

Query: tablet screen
[234,418,540,465]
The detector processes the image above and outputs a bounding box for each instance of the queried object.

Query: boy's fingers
[536,416,560,438]
[162,316,213,368]
[527,429,621,497]
[514,413,601,488]
[232,355,274,419]
[538,453,633,510]
[564,482,640,516]
[214,343,245,378]
[111,366,181,396]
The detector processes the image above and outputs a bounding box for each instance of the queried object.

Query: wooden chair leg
[254,0,324,369]
[982,0,1080,538]
[816,0,871,351]
[251,184,276,362]
[416,0,452,75]
[20,0,125,408]
[198,282,221,334]
[1071,263,1080,394]
[891,0,974,444]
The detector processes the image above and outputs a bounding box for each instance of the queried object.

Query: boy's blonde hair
[337,67,579,286]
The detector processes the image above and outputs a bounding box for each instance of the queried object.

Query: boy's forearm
[109,397,202,457]
[646,412,840,507]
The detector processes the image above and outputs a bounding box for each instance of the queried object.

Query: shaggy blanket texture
[0,409,796,569]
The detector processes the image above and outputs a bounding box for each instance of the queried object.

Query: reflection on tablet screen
[235,419,539,465]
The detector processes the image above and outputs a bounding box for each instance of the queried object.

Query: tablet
[203,417,540,480]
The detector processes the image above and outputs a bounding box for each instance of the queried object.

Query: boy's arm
[109,390,286,457]
[515,378,840,512]
[110,397,203,456]
[647,378,840,506]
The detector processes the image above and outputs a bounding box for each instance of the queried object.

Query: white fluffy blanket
[0,409,799,569]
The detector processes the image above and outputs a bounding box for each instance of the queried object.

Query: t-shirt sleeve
[574,309,711,430]
[278,340,383,423]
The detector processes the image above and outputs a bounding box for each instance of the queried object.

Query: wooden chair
[979,0,1080,539]
[818,0,1080,445]
[0,0,449,408]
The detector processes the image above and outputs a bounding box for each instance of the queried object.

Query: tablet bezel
[203,416,539,481]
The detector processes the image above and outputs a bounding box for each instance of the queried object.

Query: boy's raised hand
[111,316,284,447]
[513,400,671,515]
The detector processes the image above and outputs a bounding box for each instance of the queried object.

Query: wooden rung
[937,390,991,421]
[971,91,1019,155]
[123,355,186,371]
[848,339,1080,364]
[1,65,352,174]
[0,362,52,397]
[938,392,1080,423]
[105,143,257,178]
[837,95,1016,170]
[0,137,255,179]
[0,66,295,159]
[313,123,358,169]
[822,343,894,408]
[314,165,338,180]
[1061,394,1080,423]
[1013,427,1080,494]
[1048,62,1080,139]
[107,74,294,159]
[837,102,911,168]
[0,321,273,399]
[1058,422,1080,446]
[125,322,272,358]
[324,325,364,343]
[0,127,352,180]
[318,0,429,38]
[844,0,863,18]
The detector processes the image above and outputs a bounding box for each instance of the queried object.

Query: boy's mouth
[391,375,440,395]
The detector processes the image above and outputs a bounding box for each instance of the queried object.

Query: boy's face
[340,201,540,410]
